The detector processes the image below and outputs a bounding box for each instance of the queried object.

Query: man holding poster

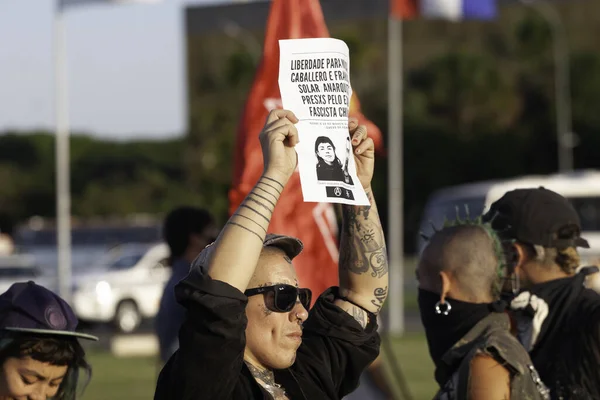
[153,109,388,400]
[279,38,368,206]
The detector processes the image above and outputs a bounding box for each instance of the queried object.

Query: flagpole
[387,14,404,336]
[520,0,574,172]
[54,0,72,303]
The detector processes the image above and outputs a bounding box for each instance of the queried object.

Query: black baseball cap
[190,233,304,271]
[483,187,589,249]
[0,281,98,341]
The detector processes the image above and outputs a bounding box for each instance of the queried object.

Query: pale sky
[0,0,258,140]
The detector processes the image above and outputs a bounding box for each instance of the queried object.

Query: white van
[417,170,600,265]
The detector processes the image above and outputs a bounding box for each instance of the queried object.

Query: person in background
[155,206,217,364]
[154,110,388,399]
[0,281,97,399]
[483,187,600,399]
[417,221,549,399]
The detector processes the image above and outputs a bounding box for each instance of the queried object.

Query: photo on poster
[314,135,353,185]
[293,127,360,204]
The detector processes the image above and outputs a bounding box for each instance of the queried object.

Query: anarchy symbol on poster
[278,38,369,206]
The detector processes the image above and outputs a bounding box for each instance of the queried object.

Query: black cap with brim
[484,187,590,249]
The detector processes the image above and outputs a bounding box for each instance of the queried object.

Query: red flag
[229,0,382,301]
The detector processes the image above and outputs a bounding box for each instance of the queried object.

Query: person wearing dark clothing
[155,207,217,364]
[154,111,388,399]
[484,187,600,399]
[315,136,353,185]
[417,222,549,400]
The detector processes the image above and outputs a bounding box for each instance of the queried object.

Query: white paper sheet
[278,38,369,206]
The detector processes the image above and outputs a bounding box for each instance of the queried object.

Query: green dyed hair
[421,205,513,297]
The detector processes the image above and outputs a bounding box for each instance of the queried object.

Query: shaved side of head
[419,224,502,302]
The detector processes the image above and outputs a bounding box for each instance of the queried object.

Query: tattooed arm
[206,110,299,292]
[332,123,388,328]
[334,188,388,327]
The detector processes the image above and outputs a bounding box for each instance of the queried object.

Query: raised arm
[206,109,299,291]
[154,110,300,400]
[335,122,389,327]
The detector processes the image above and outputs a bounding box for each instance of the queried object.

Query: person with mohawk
[417,216,550,400]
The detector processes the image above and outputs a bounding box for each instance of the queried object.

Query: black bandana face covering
[418,289,505,365]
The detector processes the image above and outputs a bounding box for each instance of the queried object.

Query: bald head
[418,224,502,302]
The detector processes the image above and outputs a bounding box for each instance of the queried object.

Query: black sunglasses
[244,284,312,313]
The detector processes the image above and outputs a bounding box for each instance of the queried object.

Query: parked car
[0,254,56,294]
[72,242,170,333]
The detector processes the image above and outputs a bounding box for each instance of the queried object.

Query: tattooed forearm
[339,191,389,278]
[371,286,388,313]
[263,175,285,190]
[239,203,270,223]
[250,191,277,209]
[247,194,276,212]
[257,180,282,196]
[206,174,284,292]
[232,213,267,234]
[255,184,279,201]
[227,222,263,241]
[337,190,389,315]
[226,181,279,243]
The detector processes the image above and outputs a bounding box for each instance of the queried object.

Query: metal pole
[520,0,573,172]
[54,0,72,303]
[387,15,404,336]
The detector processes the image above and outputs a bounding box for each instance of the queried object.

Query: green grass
[81,333,435,400]
[82,353,158,400]
[383,334,436,400]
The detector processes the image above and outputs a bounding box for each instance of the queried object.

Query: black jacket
[510,267,600,400]
[154,272,380,400]
[316,162,353,185]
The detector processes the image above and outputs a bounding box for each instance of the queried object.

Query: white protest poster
[278,38,369,206]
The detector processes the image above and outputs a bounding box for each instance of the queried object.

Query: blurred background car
[71,242,170,333]
[0,254,56,294]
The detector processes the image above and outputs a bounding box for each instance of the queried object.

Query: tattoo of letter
[370,286,388,314]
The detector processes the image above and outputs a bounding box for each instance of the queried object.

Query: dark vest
[434,313,550,400]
